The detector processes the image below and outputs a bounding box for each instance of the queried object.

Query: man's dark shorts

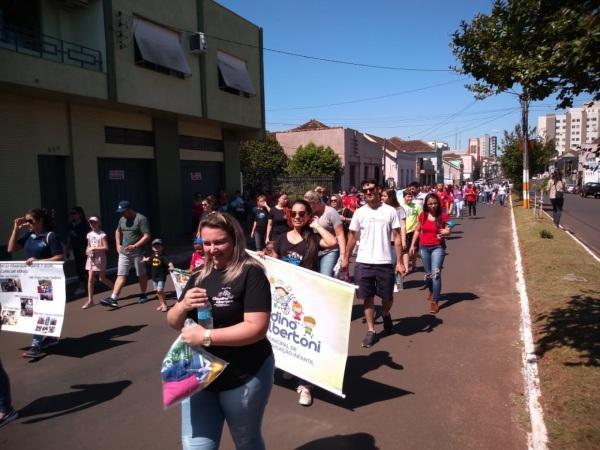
[355,263,395,301]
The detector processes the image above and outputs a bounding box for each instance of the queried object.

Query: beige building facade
[274,120,385,189]
[0,0,264,250]
[537,101,600,155]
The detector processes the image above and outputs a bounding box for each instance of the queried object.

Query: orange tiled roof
[291,119,331,131]
[389,137,434,153]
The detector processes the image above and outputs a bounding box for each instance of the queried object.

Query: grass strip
[512,198,599,449]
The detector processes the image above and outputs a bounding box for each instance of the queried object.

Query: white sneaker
[297,385,312,406]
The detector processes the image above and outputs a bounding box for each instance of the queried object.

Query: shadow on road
[535,290,599,367]
[18,380,132,424]
[277,351,412,410]
[387,314,443,336]
[439,292,480,311]
[295,432,379,449]
[45,325,148,358]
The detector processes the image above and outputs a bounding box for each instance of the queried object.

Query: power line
[207,34,454,73]
[410,100,479,138]
[266,78,466,111]
[267,104,556,125]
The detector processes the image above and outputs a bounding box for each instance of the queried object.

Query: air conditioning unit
[189,32,207,54]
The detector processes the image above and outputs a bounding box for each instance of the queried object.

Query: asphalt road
[544,193,600,256]
[1,202,527,450]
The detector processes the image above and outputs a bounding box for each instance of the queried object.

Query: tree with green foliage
[499,126,557,189]
[240,138,288,194]
[451,0,599,109]
[451,0,599,206]
[287,143,343,177]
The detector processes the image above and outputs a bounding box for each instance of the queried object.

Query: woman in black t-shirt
[265,192,290,242]
[269,200,336,406]
[168,212,273,450]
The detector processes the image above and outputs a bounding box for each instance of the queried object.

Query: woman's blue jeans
[419,245,445,302]
[181,354,274,450]
[319,249,340,277]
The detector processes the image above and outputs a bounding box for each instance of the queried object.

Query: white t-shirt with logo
[349,203,400,264]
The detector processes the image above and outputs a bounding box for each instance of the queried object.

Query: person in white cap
[82,216,114,309]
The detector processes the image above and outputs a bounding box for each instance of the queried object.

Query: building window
[0,1,41,43]
[179,135,223,152]
[364,165,369,180]
[133,16,191,78]
[217,51,256,97]
[349,164,357,187]
[374,166,380,184]
[105,127,154,146]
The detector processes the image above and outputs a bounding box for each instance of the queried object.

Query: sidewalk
[0,203,529,450]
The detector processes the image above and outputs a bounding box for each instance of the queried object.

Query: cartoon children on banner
[269,276,317,337]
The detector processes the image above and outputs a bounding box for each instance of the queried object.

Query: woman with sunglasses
[270,200,336,406]
[409,194,451,314]
[196,196,217,235]
[7,209,64,358]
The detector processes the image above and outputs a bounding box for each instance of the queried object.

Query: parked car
[580,182,600,198]
[566,184,575,193]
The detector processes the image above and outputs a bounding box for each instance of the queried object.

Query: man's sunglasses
[362,187,376,193]
[26,219,35,224]
[290,211,307,218]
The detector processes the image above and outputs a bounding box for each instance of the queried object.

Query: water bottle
[197,301,213,329]
[395,273,404,290]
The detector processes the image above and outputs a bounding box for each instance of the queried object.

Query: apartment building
[0,0,264,249]
[537,101,600,155]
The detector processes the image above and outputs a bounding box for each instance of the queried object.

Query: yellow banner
[247,251,355,397]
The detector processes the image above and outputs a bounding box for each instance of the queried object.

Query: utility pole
[382,138,387,186]
[520,93,530,208]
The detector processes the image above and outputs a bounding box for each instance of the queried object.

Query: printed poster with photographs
[170,268,192,300]
[0,262,65,337]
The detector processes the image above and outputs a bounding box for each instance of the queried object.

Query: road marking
[510,196,549,450]
[541,210,600,264]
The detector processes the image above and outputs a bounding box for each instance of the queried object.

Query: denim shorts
[355,263,395,301]
[153,279,165,291]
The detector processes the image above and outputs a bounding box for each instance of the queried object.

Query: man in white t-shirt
[341,179,406,348]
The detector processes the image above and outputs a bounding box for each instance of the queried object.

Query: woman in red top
[409,193,451,313]
[464,183,477,217]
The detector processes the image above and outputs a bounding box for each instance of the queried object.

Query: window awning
[133,16,192,76]
[217,51,256,96]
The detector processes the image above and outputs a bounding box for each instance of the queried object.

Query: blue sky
[216,0,591,150]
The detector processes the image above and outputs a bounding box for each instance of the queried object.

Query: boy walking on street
[142,238,173,312]
[341,179,406,348]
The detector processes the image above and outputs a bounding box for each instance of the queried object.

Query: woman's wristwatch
[202,329,212,347]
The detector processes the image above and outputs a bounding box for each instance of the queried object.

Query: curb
[509,196,549,450]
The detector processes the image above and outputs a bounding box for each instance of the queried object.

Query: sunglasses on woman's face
[290,211,307,218]
[26,219,35,224]
[330,198,338,202]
